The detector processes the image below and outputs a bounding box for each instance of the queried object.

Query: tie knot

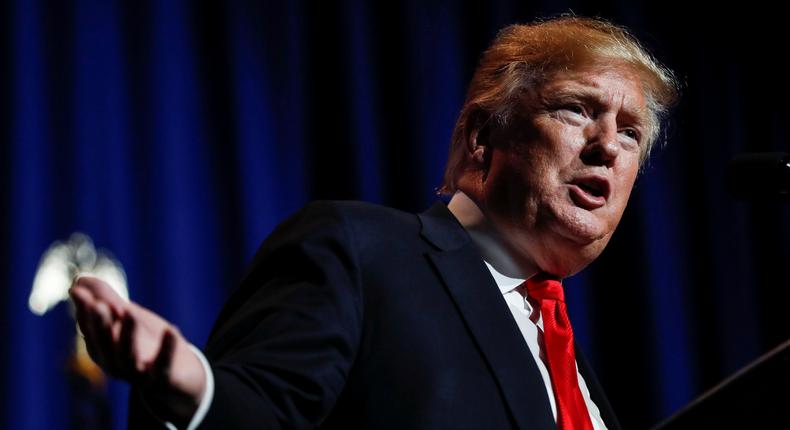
[522,273,565,302]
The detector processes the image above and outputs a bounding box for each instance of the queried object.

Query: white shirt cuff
[163,344,215,430]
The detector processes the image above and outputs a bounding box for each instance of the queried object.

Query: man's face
[472,66,648,276]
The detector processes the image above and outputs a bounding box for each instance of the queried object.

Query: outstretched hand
[69,275,206,426]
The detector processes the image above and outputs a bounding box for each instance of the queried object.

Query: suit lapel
[576,348,622,430]
[419,202,556,430]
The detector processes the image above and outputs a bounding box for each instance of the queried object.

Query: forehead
[537,67,650,125]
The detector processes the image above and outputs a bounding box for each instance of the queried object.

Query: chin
[536,240,606,278]
[552,205,613,245]
[538,227,612,278]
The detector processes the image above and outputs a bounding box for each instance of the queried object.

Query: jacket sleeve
[129,201,364,430]
[199,201,364,430]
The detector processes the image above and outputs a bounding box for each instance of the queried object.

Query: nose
[580,116,619,168]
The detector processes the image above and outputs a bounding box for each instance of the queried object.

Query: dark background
[2,1,789,429]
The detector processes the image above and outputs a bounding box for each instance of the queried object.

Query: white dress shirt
[451,191,607,429]
[484,260,607,429]
[176,192,607,429]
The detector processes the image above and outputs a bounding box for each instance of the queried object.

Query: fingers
[70,286,106,365]
[71,285,205,414]
[72,275,126,317]
[93,301,117,369]
[69,285,94,333]
[70,282,129,377]
[147,328,177,387]
[118,312,139,375]
[70,284,183,385]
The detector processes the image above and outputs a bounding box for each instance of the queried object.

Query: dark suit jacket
[130,200,621,430]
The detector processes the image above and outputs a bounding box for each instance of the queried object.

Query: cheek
[535,118,584,156]
[482,161,542,227]
[609,178,637,223]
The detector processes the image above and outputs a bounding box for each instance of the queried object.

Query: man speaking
[70,16,678,430]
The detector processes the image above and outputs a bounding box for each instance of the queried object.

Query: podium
[653,339,790,429]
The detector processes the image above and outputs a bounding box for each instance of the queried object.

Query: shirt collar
[484,260,525,294]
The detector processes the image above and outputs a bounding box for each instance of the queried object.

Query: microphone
[727,152,790,199]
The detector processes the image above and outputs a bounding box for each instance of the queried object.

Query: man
[70,16,678,429]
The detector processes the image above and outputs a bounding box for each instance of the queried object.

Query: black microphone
[727,152,790,199]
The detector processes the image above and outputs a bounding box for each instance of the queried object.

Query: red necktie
[523,273,594,430]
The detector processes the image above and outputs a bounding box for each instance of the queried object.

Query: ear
[465,111,492,169]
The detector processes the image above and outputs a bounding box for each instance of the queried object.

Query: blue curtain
[3,1,789,429]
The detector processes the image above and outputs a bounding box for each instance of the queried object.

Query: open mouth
[569,176,610,209]
[577,182,605,198]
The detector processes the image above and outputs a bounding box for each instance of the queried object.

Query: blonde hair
[438,16,679,195]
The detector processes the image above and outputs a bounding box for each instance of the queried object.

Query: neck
[447,191,538,280]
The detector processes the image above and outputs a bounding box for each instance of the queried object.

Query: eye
[620,128,640,142]
[620,128,640,143]
[563,104,586,116]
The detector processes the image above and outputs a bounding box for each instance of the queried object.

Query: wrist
[138,340,206,427]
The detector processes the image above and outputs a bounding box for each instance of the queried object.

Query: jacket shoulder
[279,200,418,243]
[302,200,416,225]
